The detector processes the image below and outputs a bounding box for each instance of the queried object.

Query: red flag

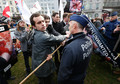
[3,2,10,18]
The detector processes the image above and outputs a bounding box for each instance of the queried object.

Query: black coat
[47,25,60,36]
[0,57,8,84]
[60,21,66,27]
[52,22,66,35]
[58,32,93,84]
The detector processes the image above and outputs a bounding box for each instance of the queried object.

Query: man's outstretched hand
[46,54,52,61]
[113,25,120,33]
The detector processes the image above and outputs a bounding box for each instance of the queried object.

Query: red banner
[0,25,12,62]
[0,25,18,71]
[69,0,83,13]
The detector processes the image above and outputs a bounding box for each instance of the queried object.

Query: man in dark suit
[52,12,66,35]
[52,12,66,73]
[60,13,69,27]
[43,15,60,36]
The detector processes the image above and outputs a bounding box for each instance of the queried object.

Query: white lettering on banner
[90,23,117,66]
[81,41,92,51]
[92,33,109,57]
[0,26,5,32]
[4,64,11,72]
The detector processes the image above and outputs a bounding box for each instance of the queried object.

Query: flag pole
[81,0,84,15]
[19,39,67,84]
[8,1,12,18]
[14,0,31,24]
[14,0,30,30]
[114,53,120,60]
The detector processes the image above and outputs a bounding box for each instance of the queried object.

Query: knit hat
[17,20,24,24]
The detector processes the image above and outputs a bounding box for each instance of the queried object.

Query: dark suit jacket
[60,21,66,27]
[52,21,66,35]
[47,25,60,36]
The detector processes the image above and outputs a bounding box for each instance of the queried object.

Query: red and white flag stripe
[3,2,10,18]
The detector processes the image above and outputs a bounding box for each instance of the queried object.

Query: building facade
[0,0,66,18]
[0,0,19,17]
[103,0,120,16]
[0,0,119,19]
[83,0,104,19]
[83,0,120,19]
[24,0,59,15]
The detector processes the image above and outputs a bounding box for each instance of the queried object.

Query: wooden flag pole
[113,34,120,52]
[114,53,120,60]
[19,39,66,84]
[19,59,47,84]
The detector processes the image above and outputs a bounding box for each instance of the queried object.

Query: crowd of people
[0,11,120,84]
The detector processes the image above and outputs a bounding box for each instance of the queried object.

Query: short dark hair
[30,13,41,26]
[43,15,50,20]
[63,13,68,19]
[52,12,59,17]
[68,13,73,18]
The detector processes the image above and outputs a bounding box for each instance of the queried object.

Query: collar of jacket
[66,32,85,45]
[52,21,58,24]
[34,29,47,33]
[110,19,117,22]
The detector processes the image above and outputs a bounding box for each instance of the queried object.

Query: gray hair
[72,21,84,29]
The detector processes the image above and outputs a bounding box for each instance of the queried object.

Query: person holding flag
[14,20,31,77]
[29,13,70,84]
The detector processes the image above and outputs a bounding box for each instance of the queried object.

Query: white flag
[15,0,31,24]
[47,4,52,24]
[30,1,41,14]
[59,0,64,21]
